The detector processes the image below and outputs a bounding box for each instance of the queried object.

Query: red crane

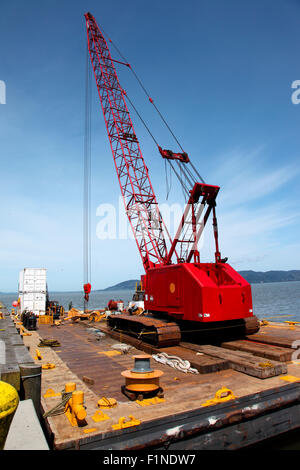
[84,12,259,345]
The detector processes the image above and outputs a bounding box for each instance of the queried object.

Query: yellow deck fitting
[65,382,77,393]
[92,410,110,422]
[64,390,87,427]
[284,321,300,330]
[43,388,61,398]
[83,428,97,434]
[201,387,236,407]
[112,415,141,430]
[0,312,4,320]
[20,326,31,336]
[258,361,274,368]
[136,397,166,407]
[89,311,106,322]
[38,314,53,325]
[42,363,56,370]
[260,320,269,326]
[34,349,43,360]
[97,350,122,357]
[97,397,117,409]
[280,375,300,383]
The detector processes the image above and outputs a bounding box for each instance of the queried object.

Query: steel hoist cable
[95,24,205,195]
[83,44,92,310]
[43,391,73,419]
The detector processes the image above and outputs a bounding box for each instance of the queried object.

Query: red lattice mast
[85,12,168,270]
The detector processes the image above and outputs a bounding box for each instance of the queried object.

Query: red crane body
[85,12,256,329]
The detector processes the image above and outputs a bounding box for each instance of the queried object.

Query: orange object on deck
[65,390,87,427]
[121,355,163,394]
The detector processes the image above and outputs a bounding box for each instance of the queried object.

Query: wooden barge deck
[3,310,300,450]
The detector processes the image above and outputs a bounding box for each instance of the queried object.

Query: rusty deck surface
[247,322,300,348]
[37,322,212,401]
[20,319,300,449]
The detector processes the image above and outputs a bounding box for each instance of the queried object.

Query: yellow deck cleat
[201,387,236,407]
[112,415,141,430]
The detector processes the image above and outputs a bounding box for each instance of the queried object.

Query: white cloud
[199,146,300,270]
[1,145,299,291]
[210,146,297,207]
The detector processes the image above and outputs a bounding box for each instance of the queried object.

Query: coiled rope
[152,352,199,374]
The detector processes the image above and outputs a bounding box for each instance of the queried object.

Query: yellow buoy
[0,381,19,449]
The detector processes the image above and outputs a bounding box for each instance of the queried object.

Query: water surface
[1,281,300,321]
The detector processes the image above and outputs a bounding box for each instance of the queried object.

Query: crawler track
[243,315,260,335]
[107,314,260,348]
[107,314,181,347]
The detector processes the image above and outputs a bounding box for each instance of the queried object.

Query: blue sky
[0,0,300,292]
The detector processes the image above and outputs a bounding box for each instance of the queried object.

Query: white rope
[112,343,133,353]
[152,352,199,374]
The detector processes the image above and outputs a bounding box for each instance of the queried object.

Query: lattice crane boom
[85,12,168,270]
[84,12,218,269]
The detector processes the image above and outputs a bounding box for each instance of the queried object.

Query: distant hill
[97,279,140,291]
[5,271,299,295]
[238,270,300,283]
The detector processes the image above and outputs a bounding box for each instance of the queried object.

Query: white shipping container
[18,268,47,315]
[19,268,47,294]
[20,292,47,316]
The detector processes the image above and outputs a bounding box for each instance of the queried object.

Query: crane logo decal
[169,283,176,294]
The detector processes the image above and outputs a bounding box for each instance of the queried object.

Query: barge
[2,305,300,450]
